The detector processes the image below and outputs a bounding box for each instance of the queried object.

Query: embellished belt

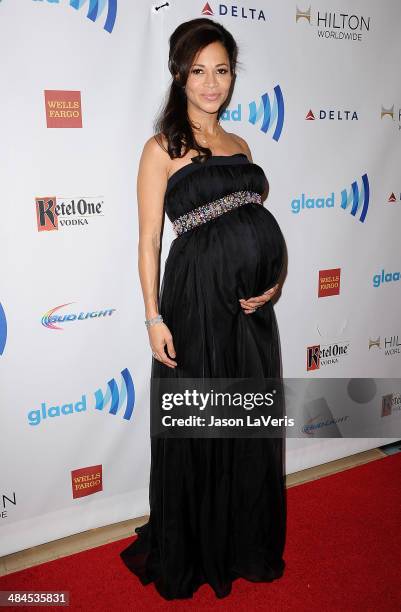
[172,190,262,236]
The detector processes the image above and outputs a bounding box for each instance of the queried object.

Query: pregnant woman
[120,17,287,601]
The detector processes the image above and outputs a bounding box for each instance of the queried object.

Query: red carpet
[1,453,400,611]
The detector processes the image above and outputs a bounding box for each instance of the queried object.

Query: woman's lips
[202,94,220,101]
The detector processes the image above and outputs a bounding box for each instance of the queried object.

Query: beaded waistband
[172,190,262,236]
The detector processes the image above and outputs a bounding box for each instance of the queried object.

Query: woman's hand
[239,283,280,315]
[147,322,177,368]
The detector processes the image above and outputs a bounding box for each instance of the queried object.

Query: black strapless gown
[120,153,287,600]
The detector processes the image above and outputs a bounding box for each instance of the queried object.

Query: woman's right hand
[147,322,177,368]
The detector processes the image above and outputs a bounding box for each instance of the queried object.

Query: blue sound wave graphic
[340,173,370,222]
[94,368,135,420]
[249,86,284,141]
[69,0,117,33]
[0,303,7,355]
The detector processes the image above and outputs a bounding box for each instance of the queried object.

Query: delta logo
[381,393,401,417]
[201,2,267,21]
[306,109,358,121]
[296,6,371,42]
[44,90,82,129]
[387,192,401,204]
[221,86,284,141]
[368,335,401,357]
[380,104,401,131]
[36,195,104,231]
[33,0,117,34]
[290,172,370,223]
[306,342,349,371]
[318,268,341,297]
[72,465,102,499]
[27,368,135,427]
[42,303,116,330]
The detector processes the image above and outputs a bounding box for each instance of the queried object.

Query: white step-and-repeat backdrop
[1,1,400,555]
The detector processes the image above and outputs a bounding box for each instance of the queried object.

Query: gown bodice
[164,153,268,223]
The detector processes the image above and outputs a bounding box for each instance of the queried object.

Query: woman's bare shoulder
[226,131,253,162]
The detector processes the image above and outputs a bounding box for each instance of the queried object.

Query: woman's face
[183,41,233,114]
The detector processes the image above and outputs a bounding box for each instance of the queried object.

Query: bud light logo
[33,0,118,34]
[221,86,285,142]
[27,368,135,426]
[41,303,116,330]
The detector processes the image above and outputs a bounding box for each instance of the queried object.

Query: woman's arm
[137,135,177,367]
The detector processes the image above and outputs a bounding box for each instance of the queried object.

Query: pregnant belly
[163,203,285,317]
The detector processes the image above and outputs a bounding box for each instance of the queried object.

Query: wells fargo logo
[44,90,82,128]
[71,465,102,498]
[318,268,341,297]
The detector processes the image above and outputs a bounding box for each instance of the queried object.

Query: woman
[120,17,287,600]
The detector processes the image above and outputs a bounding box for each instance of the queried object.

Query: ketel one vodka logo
[368,335,401,357]
[42,303,116,330]
[33,0,118,34]
[381,393,401,417]
[296,7,371,42]
[306,342,349,371]
[27,368,135,426]
[220,86,285,142]
[36,196,104,231]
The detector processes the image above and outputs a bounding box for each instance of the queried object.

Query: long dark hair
[154,18,240,161]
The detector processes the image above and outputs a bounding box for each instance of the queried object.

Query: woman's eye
[191,68,228,75]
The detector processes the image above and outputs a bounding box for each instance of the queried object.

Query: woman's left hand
[239,283,280,314]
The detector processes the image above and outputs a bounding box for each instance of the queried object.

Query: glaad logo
[27,368,135,426]
[340,174,369,222]
[42,303,116,330]
[296,6,370,41]
[306,109,358,121]
[221,86,284,141]
[33,0,118,33]
[368,335,401,357]
[372,269,400,288]
[0,303,7,356]
[291,173,370,222]
[201,3,267,21]
[381,104,401,131]
[36,196,104,231]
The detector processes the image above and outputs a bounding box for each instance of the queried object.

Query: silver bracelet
[145,314,163,328]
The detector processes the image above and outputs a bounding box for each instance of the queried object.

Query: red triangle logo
[388,192,397,202]
[202,3,213,15]
[306,109,315,120]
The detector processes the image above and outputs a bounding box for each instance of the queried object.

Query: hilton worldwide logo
[296,6,371,42]
[381,104,401,131]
